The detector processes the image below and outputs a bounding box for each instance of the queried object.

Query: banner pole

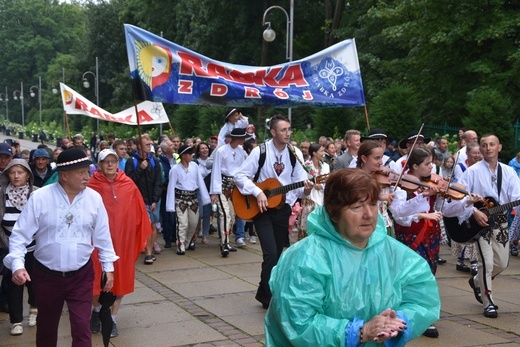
[133,100,145,159]
[364,105,370,131]
[64,112,71,140]
[168,120,175,135]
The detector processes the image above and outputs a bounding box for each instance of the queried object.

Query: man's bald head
[463,130,478,143]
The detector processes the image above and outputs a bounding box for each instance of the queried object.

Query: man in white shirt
[456,130,479,164]
[210,128,248,255]
[444,133,520,318]
[234,114,314,309]
[3,148,118,347]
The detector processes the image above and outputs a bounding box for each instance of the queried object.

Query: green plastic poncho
[265,206,440,346]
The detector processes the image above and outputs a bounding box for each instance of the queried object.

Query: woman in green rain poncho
[265,169,440,346]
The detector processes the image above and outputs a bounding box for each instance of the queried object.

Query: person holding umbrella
[88,149,152,338]
[3,148,118,347]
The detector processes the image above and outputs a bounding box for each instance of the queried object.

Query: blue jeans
[200,203,211,237]
[234,217,245,241]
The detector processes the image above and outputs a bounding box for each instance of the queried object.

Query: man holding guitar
[445,133,520,318]
[234,114,314,309]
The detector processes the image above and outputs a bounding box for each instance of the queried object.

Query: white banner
[60,82,169,125]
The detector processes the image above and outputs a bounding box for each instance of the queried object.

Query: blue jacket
[265,207,440,346]
[508,157,520,177]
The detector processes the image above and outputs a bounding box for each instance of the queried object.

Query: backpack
[254,142,297,182]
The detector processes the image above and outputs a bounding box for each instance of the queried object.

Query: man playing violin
[234,114,314,310]
[444,133,520,318]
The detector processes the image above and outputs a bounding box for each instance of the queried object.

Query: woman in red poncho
[87,149,152,338]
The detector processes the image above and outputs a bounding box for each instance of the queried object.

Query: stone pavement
[2,231,520,347]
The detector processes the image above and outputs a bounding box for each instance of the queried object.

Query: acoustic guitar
[444,196,520,243]
[232,175,328,221]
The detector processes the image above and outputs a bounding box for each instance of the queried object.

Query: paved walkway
[2,232,520,346]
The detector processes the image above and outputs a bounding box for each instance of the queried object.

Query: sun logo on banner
[135,41,173,90]
[63,90,73,105]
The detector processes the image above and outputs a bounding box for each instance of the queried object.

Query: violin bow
[392,123,425,191]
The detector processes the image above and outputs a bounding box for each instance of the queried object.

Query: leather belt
[35,258,91,278]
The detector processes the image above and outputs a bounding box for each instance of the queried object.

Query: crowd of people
[0,109,520,346]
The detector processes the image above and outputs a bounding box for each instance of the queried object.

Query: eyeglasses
[102,160,118,165]
[277,128,293,134]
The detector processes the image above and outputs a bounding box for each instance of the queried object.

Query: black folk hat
[224,108,239,121]
[398,131,431,149]
[56,148,92,171]
[178,145,193,157]
[361,128,388,142]
[229,128,247,138]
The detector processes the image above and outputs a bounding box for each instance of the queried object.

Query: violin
[374,168,471,200]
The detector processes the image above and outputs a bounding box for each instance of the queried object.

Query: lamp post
[13,82,24,127]
[30,77,42,131]
[52,68,66,135]
[82,57,99,134]
[262,0,294,122]
[0,86,8,122]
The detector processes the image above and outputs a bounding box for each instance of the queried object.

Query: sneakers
[236,238,246,248]
[10,323,23,336]
[153,243,161,254]
[484,305,498,318]
[164,241,172,248]
[249,235,257,244]
[469,277,483,304]
[110,322,119,337]
[456,261,471,273]
[28,308,37,327]
[511,244,518,256]
[90,310,101,333]
[422,325,439,338]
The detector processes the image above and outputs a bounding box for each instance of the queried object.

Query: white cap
[98,149,118,162]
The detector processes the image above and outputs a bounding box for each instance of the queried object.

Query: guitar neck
[489,199,520,215]
[270,180,305,196]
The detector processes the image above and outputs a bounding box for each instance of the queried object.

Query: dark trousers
[161,189,176,243]
[253,204,291,305]
[5,251,36,323]
[33,260,94,347]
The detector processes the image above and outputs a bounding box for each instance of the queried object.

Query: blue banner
[124,24,365,108]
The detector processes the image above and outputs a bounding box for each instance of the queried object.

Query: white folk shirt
[210,143,247,195]
[217,117,249,148]
[234,140,308,207]
[166,161,211,212]
[444,160,520,222]
[389,187,441,227]
[4,183,118,273]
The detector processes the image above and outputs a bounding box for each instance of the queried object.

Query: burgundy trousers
[32,260,94,347]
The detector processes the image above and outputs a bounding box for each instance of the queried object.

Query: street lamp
[13,82,24,127]
[30,76,42,130]
[82,57,99,133]
[0,86,9,122]
[262,0,294,121]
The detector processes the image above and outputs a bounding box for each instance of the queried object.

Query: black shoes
[437,256,447,264]
[164,241,172,248]
[90,310,101,333]
[469,277,483,304]
[209,225,217,235]
[255,293,270,310]
[422,325,439,338]
[188,241,196,250]
[456,262,471,272]
[484,305,498,318]
[220,245,229,257]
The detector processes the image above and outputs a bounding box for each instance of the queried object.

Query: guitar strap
[287,144,311,174]
[497,164,502,200]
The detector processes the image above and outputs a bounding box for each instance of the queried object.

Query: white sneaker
[236,238,246,248]
[28,308,37,327]
[10,323,23,336]
[249,236,257,244]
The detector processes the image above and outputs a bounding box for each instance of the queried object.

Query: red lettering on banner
[89,107,104,119]
[178,52,210,77]
[244,87,261,98]
[302,90,313,100]
[177,51,308,88]
[178,80,193,94]
[138,110,153,122]
[74,98,89,112]
[211,83,228,96]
